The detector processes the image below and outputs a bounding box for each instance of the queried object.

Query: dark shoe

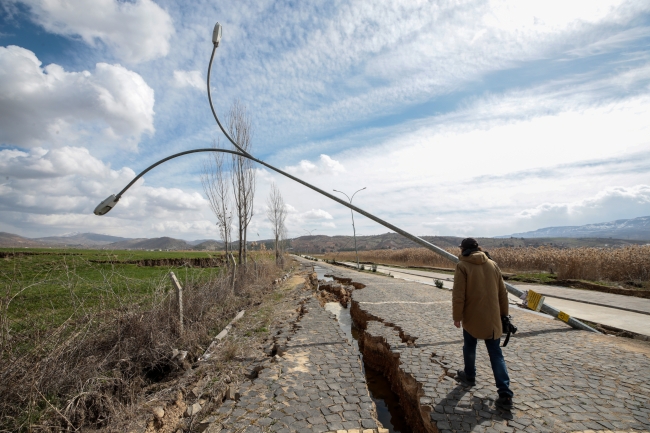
[495,395,513,411]
[455,370,476,386]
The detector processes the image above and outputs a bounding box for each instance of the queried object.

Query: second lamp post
[334,187,366,270]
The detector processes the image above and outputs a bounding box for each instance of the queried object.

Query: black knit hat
[459,238,479,250]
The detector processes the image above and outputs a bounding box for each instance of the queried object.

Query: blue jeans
[462,329,513,398]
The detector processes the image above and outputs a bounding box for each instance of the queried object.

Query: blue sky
[1,0,650,241]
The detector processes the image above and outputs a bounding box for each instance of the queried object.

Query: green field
[0,248,225,339]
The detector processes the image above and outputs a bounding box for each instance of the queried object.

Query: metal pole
[96,33,600,335]
[334,188,365,270]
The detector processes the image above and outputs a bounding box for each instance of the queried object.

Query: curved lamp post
[92,22,598,334]
[333,188,365,269]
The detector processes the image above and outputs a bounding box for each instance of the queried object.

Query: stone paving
[209,295,383,433]
[341,261,650,338]
[344,261,650,316]
[320,262,650,433]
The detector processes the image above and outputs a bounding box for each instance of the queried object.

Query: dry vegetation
[0,253,284,432]
[322,245,650,282]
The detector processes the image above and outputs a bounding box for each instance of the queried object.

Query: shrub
[321,245,650,282]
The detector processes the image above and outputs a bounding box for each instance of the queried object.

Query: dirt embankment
[548,279,650,298]
[0,251,81,258]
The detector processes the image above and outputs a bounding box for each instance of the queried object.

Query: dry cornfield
[322,245,650,282]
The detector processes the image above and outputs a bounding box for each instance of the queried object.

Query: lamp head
[94,194,119,216]
[212,22,222,47]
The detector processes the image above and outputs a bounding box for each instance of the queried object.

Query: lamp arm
[207,45,251,157]
[116,148,248,198]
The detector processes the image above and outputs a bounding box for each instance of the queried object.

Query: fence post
[229,253,237,293]
[169,272,183,336]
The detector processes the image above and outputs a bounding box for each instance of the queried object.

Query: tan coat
[452,251,509,340]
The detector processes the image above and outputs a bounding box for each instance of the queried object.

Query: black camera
[501,315,517,347]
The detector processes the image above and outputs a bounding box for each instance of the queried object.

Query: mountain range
[0,232,223,250]
[1,215,649,251]
[500,216,650,240]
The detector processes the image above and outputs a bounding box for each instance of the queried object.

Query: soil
[105,259,316,433]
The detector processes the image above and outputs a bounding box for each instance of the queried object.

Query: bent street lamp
[334,187,365,270]
[93,22,598,334]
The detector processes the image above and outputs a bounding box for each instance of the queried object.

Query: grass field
[1,247,283,431]
[1,248,226,339]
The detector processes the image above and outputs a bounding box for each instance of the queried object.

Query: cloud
[173,70,204,90]
[19,0,174,63]
[0,146,215,239]
[187,0,650,153]
[284,154,345,175]
[517,185,650,227]
[0,46,155,149]
[301,209,333,220]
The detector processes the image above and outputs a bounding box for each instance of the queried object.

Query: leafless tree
[200,140,234,257]
[266,182,287,265]
[228,99,256,265]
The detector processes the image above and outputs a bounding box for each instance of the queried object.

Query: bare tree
[201,140,234,257]
[228,99,256,265]
[266,182,287,265]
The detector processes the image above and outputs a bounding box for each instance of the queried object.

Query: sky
[1,0,650,242]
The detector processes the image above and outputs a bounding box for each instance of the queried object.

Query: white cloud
[0,46,155,149]
[0,146,216,239]
[518,185,650,227]
[258,60,650,238]
[285,154,345,175]
[191,0,650,150]
[301,209,333,220]
[173,70,204,90]
[20,0,174,63]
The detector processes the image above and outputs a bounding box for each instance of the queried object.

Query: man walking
[452,237,514,410]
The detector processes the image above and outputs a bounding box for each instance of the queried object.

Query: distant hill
[105,237,193,250]
[1,227,647,252]
[193,240,224,251]
[186,238,219,246]
[0,232,49,248]
[286,232,646,254]
[36,232,129,246]
[501,216,650,240]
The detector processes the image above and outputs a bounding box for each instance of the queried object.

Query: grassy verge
[0,248,284,432]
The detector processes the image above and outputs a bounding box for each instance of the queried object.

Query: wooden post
[229,253,236,293]
[169,272,183,335]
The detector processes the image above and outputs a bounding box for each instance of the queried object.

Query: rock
[226,384,236,400]
[174,390,184,407]
[185,402,202,417]
[152,406,165,420]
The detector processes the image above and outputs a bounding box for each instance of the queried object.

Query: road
[311,259,650,433]
[339,261,650,337]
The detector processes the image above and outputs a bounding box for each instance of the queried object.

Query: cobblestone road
[340,261,650,337]
[321,262,650,433]
[211,294,384,433]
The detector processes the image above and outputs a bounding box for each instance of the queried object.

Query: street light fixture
[333,188,365,270]
[91,22,598,334]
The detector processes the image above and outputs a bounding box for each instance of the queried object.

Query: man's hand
[454,321,461,328]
